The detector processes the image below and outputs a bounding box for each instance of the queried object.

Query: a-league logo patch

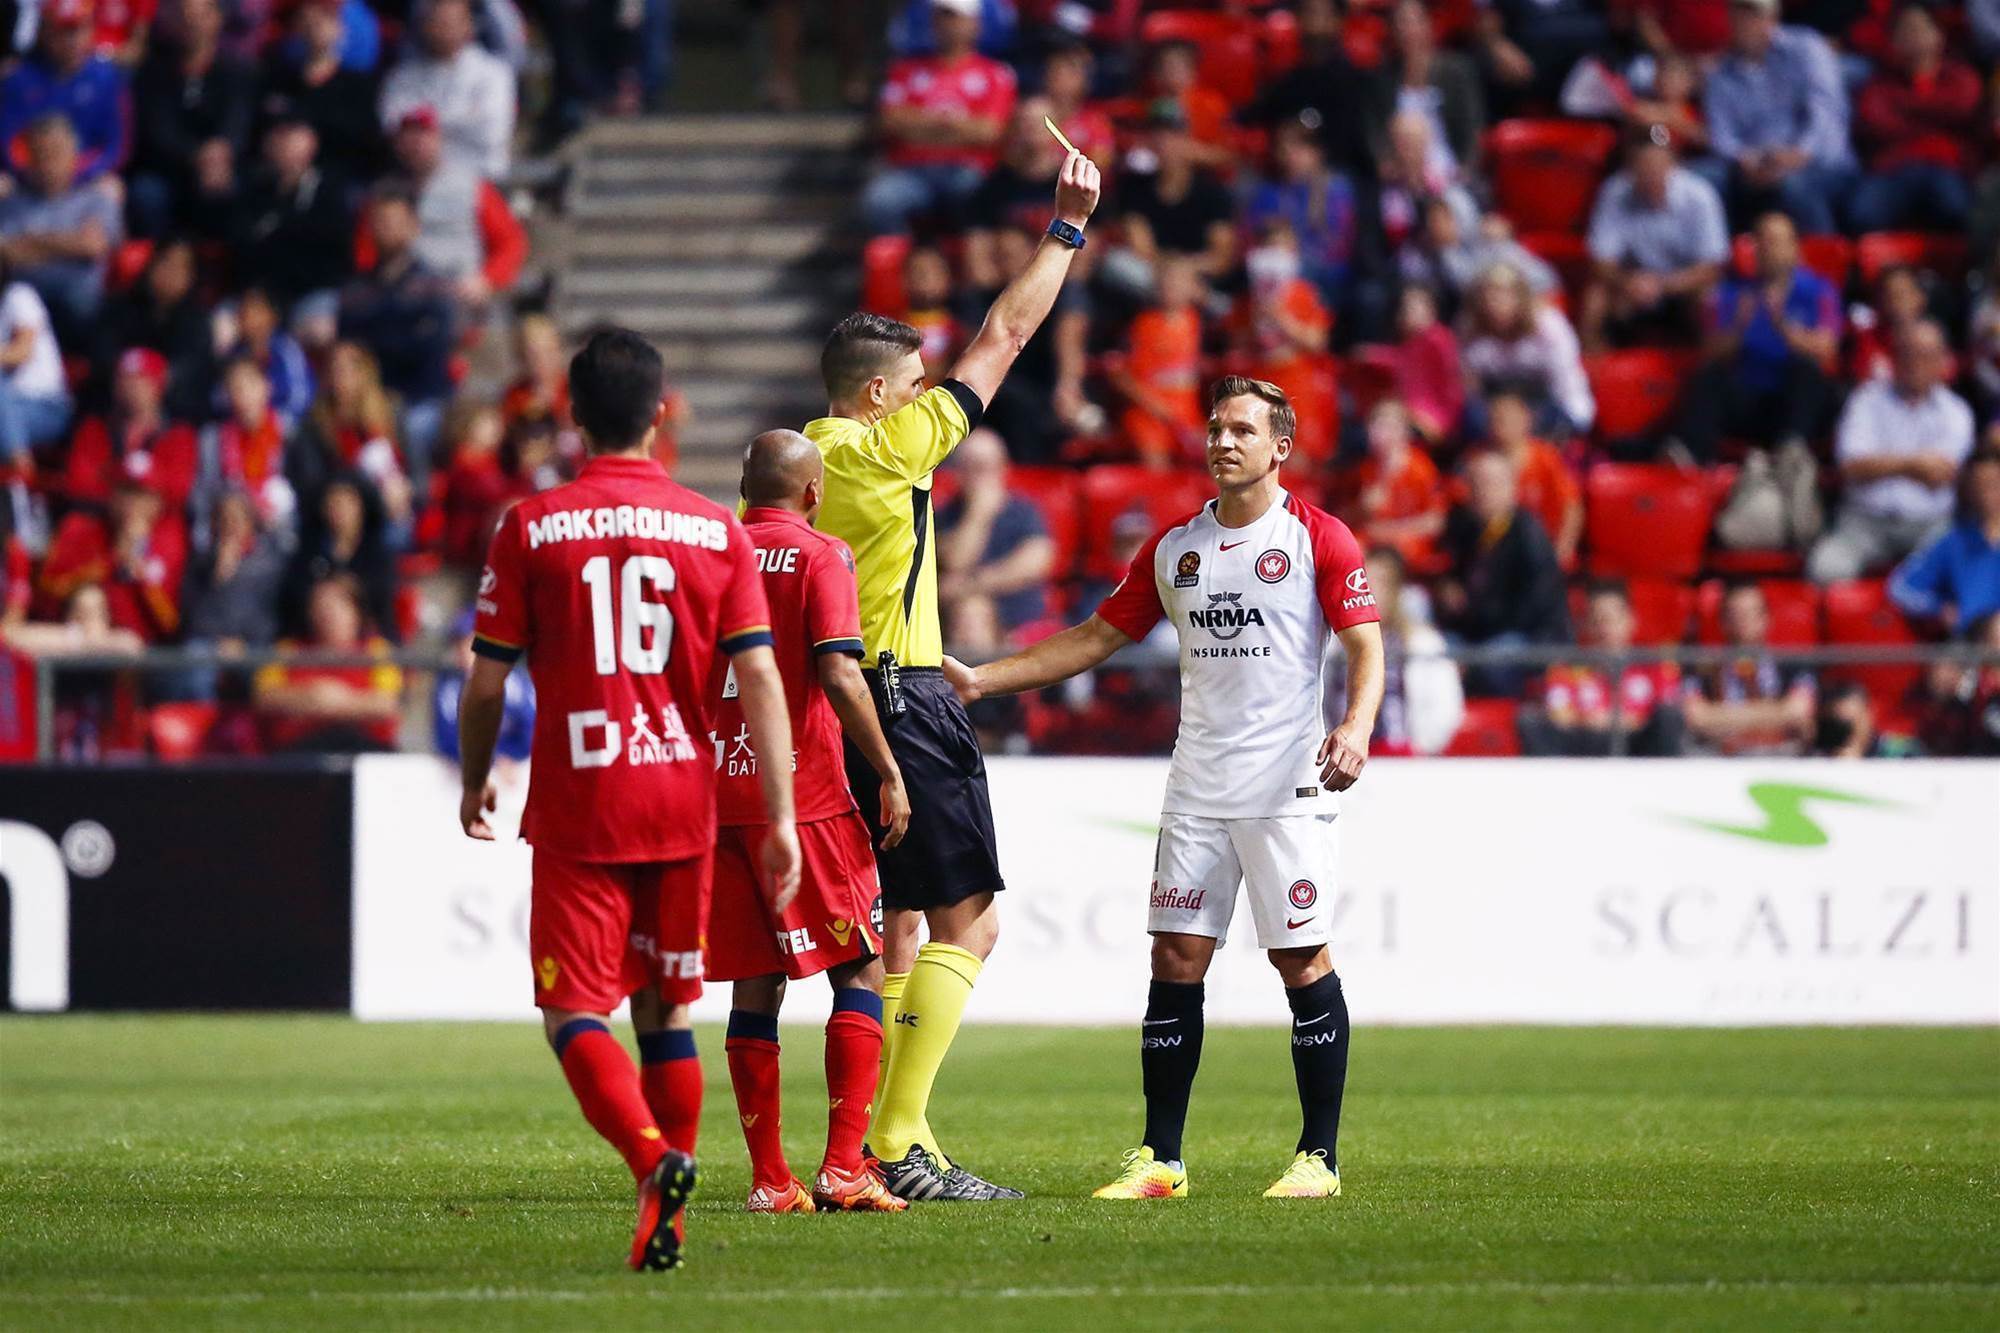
[1288,879,1318,910]
[1174,550,1201,588]
[1257,549,1290,583]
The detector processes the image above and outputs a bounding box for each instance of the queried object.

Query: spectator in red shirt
[93,0,156,65]
[1380,284,1463,444]
[439,400,524,569]
[63,347,199,511]
[862,0,1017,235]
[38,478,186,640]
[209,357,296,532]
[1848,264,1954,386]
[254,572,403,752]
[1041,37,1114,166]
[1631,0,1732,59]
[1522,578,1685,757]
[1849,3,1981,234]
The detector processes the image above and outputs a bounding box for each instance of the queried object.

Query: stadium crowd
[2,0,1997,763]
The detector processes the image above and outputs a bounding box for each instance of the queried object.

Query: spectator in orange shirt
[63,347,199,511]
[1237,219,1334,464]
[1112,256,1206,468]
[903,244,966,379]
[1337,397,1446,569]
[254,572,403,752]
[37,478,186,640]
[1144,38,1232,171]
[1485,390,1582,569]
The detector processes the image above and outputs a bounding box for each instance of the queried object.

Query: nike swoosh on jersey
[1219,541,1248,551]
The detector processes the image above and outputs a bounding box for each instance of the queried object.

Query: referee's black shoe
[874,1143,950,1201]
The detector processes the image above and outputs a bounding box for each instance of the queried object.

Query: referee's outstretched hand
[1053,149,1102,227]
[1318,723,1369,792]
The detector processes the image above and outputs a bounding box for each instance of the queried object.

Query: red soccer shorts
[706,811,883,983]
[528,847,712,1011]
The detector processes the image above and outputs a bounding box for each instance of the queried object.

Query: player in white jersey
[945,377,1383,1200]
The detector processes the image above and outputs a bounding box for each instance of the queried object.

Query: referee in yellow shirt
[804,148,1101,1202]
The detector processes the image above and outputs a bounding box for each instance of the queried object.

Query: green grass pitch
[2,1018,1995,1330]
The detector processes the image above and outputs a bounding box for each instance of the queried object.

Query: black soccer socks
[1286,970,1350,1164]
[1140,979,1205,1163]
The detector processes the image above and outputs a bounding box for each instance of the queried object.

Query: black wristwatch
[1046,218,1086,250]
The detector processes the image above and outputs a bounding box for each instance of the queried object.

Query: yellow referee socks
[871,942,981,1163]
[878,970,909,1088]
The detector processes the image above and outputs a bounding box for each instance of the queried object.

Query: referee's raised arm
[948,149,1102,408]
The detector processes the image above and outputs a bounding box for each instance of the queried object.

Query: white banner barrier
[352,755,2000,1025]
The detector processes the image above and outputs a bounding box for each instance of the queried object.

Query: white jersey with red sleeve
[1096,490,1381,819]
[473,455,773,863]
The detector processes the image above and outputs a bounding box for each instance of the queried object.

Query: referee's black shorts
[842,667,1005,912]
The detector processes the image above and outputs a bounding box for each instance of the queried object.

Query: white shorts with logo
[1148,812,1339,949]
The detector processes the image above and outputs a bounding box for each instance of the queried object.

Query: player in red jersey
[457,330,802,1273]
[708,431,914,1216]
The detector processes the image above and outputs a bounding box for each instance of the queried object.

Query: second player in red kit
[707,430,913,1215]
[458,331,803,1273]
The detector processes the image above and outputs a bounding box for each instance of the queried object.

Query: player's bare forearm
[948,614,1129,702]
[732,646,796,826]
[456,656,510,839]
[1336,620,1386,737]
[950,150,1102,405]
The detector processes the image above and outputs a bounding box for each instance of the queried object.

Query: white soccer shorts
[1148,812,1339,950]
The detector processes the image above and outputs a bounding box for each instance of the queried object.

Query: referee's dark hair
[569,328,666,451]
[1209,374,1297,443]
[821,312,923,400]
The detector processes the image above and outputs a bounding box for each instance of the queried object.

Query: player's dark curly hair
[1209,375,1297,444]
[569,327,666,451]
[821,312,923,401]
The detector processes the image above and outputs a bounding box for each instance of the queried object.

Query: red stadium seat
[1730,233,1852,286]
[1342,10,1387,68]
[1444,699,1521,756]
[1821,577,1921,703]
[1006,465,1085,579]
[1139,11,1263,106]
[1855,231,1970,285]
[1585,349,1689,443]
[860,235,911,316]
[149,702,218,762]
[1484,120,1618,234]
[1694,578,1821,647]
[1079,465,1212,579]
[109,238,154,293]
[1584,464,1716,580]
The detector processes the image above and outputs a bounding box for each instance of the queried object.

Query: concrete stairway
[550,115,870,496]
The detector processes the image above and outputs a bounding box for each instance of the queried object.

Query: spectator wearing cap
[263,0,386,173]
[1810,320,1975,584]
[1243,115,1368,320]
[1107,98,1235,291]
[1580,127,1730,352]
[127,0,256,239]
[1239,0,1372,177]
[37,478,187,641]
[1848,3,1981,235]
[862,0,1016,236]
[231,107,356,335]
[337,186,456,488]
[385,104,526,316]
[1674,211,1838,468]
[1682,580,1817,756]
[0,0,131,183]
[63,347,199,510]
[0,253,71,466]
[379,0,515,181]
[254,572,403,752]
[1458,259,1595,439]
[936,427,1056,654]
[0,114,122,343]
[92,237,214,421]
[1369,0,1486,184]
[1693,0,1855,235]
